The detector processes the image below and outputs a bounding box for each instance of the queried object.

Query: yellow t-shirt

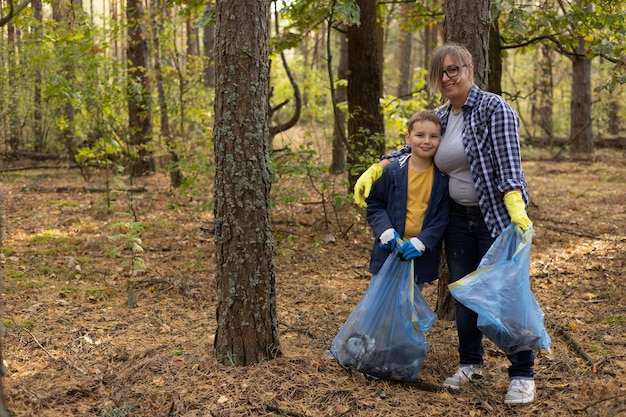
[404,163,434,240]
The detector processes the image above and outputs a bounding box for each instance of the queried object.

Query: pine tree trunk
[439,0,491,319]
[443,0,490,89]
[347,0,385,188]
[330,28,348,175]
[532,44,554,144]
[570,41,594,155]
[213,0,281,366]
[203,23,215,88]
[151,0,183,188]
[127,0,155,176]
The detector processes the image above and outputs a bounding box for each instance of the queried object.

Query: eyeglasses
[442,65,466,78]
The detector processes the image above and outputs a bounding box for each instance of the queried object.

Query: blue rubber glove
[399,237,425,261]
[379,228,401,251]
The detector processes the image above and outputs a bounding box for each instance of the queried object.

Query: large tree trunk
[127,0,155,176]
[438,0,490,318]
[213,0,281,366]
[487,13,502,95]
[346,0,385,188]
[443,0,490,90]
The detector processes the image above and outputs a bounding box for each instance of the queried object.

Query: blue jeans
[446,201,534,379]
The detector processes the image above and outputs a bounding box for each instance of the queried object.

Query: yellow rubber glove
[504,190,532,232]
[353,163,383,208]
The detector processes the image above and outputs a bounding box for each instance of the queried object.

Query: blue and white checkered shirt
[385,85,529,237]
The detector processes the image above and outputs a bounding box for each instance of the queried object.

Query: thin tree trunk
[570,51,593,154]
[329,26,347,174]
[151,0,182,188]
[127,0,155,175]
[203,22,215,87]
[570,18,593,155]
[396,4,413,99]
[186,17,198,56]
[532,44,554,145]
[0,192,9,416]
[32,0,44,152]
[52,1,78,160]
[7,24,20,152]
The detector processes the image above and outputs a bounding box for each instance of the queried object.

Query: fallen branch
[571,395,621,413]
[547,319,596,371]
[25,328,87,375]
[20,185,147,193]
[266,404,311,417]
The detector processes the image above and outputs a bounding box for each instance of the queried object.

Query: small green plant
[109,213,145,273]
[18,321,35,330]
[606,316,625,325]
[85,288,112,301]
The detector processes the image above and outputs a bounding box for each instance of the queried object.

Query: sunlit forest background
[1,0,624,194]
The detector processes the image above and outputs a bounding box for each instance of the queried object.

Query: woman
[353,43,536,405]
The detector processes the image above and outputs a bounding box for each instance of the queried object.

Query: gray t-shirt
[434,111,479,206]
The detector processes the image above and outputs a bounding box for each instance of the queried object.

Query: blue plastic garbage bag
[448,224,551,354]
[327,245,436,382]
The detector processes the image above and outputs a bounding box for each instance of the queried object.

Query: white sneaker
[443,365,483,390]
[504,378,536,404]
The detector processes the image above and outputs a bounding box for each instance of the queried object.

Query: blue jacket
[366,156,449,283]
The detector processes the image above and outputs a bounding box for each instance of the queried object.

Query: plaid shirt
[385,85,529,237]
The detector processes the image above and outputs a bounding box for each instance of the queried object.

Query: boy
[366,110,449,286]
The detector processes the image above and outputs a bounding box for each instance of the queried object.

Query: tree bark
[532,44,554,145]
[329,26,348,174]
[127,0,155,176]
[570,35,593,154]
[203,22,215,88]
[439,0,490,318]
[396,3,413,99]
[32,0,44,153]
[213,0,281,366]
[487,13,502,95]
[7,24,19,152]
[0,192,10,416]
[443,0,490,90]
[52,0,77,160]
[347,0,385,188]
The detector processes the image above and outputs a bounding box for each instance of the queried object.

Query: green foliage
[498,0,625,90]
[109,213,145,272]
[85,288,112,301]
[272,140,350,233]
[380,70,431,150]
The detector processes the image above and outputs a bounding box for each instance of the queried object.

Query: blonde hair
[427,43,474,94]
[407,110,441,132]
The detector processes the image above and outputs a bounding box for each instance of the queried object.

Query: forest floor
[0,147,624,417]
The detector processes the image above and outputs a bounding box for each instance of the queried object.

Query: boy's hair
[427,43,474,94]
[407,110,441,132]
